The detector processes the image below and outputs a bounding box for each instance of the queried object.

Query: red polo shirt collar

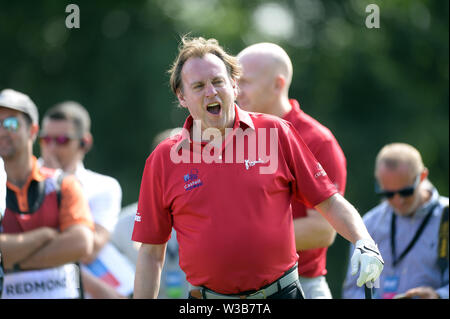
[174,104,255,152]
[284,99,303,119]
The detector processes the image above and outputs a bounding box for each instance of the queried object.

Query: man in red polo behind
[132,37,384,299]
[237,43,347,298]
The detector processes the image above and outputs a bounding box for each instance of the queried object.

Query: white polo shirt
[36,158,122,232]
[74,162,122,232]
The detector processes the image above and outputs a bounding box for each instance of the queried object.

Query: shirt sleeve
[111,204,139,266]
[278,120,338,208]
[132,150,173,245]
[88,177,122,233]
[59,175,95,231]
[314,139,347,195]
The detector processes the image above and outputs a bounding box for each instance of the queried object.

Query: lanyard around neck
[390,203,438,267]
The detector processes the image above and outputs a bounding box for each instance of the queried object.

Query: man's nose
[205,83,218,97]
[43,140,57,149]
[390,193,405,206]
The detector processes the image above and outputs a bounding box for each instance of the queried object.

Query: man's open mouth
[206,102,221,115]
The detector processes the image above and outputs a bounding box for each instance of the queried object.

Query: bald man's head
[238,43,293,87]
[237,43,293,114]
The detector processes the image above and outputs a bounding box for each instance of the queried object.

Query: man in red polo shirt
[132,37,384,299]
[237,43,346,298]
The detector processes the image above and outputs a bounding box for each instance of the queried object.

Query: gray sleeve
[341,242,365,299]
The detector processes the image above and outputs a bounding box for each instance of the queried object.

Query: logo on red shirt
[314,163,327,178]
[244,158,266,170]
[184,169,203,191]
[135,212,142,222]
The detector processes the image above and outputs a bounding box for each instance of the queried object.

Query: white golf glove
[351,238,384,287]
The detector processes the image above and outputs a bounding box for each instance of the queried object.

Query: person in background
[0,157,7,297]
[342,143,448,299]
[0,157,5,214]
[111,127,190,298]
[237,42,347,298]
[0,88,94,299]
[39,101,132,298]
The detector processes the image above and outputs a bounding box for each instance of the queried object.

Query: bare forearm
[20,225,93,269]
[315,194,371,244]
[92,230,109,256]
[294,209,336,250]
[134,243,166,299]
[0,228,57,269]
[81,223,110,264]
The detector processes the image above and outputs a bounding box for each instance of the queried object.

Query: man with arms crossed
[132,37,383,299]
[0,157,6,297]
[0,89,94,299]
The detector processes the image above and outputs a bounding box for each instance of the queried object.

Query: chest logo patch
[244,158,266,170]
[183,169,203,191]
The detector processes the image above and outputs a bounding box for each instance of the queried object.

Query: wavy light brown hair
[168,36,241,96]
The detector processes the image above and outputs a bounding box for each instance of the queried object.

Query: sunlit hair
[375,143,425,177]
[43,101,91,138]
[168,35,241,96]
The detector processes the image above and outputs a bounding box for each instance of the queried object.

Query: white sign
[2,264,81,299]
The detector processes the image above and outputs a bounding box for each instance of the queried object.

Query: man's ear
[177,89,187,108]
[274,75,286,94]
[420,167,429,182]
[231,78,238,100]
[81,132,93,153]
[30,123,39,143]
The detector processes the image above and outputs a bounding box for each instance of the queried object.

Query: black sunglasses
[375,175,421,198]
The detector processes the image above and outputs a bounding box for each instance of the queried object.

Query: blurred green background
[0,0,448,298]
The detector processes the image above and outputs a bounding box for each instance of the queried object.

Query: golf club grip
[364,284,373,299]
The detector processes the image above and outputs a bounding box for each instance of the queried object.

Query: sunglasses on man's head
[0,116,20,132]
[39,135,76,145]
[375,175,421,199]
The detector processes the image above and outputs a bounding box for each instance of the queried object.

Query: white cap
[0,88,39,125]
